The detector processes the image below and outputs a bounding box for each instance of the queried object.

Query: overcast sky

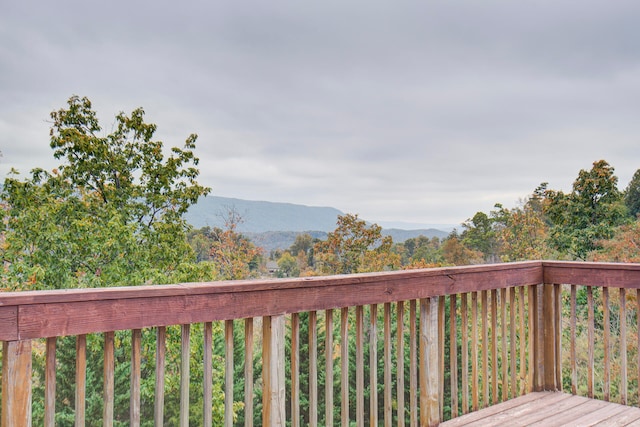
[1,1,639,226]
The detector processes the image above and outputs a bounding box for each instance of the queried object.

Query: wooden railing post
[2,340,32,427]
[540,283,561,391]
[262,315,285,427]
[420,297,440,427]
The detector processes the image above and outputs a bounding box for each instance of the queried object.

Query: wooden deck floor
[441,392,640,427]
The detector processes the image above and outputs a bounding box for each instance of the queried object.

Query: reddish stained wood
[587,287,595,399]
[370,304,378,427]
[491,290,498,405]
[291,313,300,427]
[154,326,166,426]
[180,324,190,427]
[340,308,349,426]
[471,292,479,412]
[460,293,469,415]
[450,294,458,418]
[309,311,318,427]
[7,263,544,340]
[204,322,213,427]
[409,300,417,427]
[481,290,489,408]
[570,285,577,395]
[620,288,628,405]
[383,303,392,427]
[225,320,234,427]
[0,306,18,341]
[1,340,32,427]
[355,305,364,427]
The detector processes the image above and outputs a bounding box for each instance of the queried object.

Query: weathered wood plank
[180,324,190,427]
[369,304,378,427]
[0,306,18,341]
[450,294,458,418]
[420,297,439,427]
[620,288,628,405]
[103,331,115,427]
[460,293,469,415]
[130,329,141,427]
[587,286,595,398]
[481,290,489,407]
[543,261,640,289]
[383,303,392,426]
[290,313,300,427]
[325,309,334,427]
[409,300,417,427]
[244,318,254,427]
[8,263,544,339]
[262,315,286,427]
[204,322,213,427]
[471,292,479,412]
[309,311,318,427]
[45,336,56,427]
[225,320,234,427]
[340,308,349,426]
[1,340,32,427]
[154,326,166,426]
[570,285,577,395]
[490,290,498,404]
[355,305,364,427]
[603,286,611,401]
[500,288,507,401]
[397,301,405,427]
[75,334,86,427]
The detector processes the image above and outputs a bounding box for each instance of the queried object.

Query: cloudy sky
[1,1,639,227]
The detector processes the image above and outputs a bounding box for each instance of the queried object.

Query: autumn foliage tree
[313,213,400,275]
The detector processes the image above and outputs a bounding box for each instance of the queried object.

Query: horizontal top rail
[1,260,639,341]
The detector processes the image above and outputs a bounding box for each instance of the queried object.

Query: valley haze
[185,196,453,251]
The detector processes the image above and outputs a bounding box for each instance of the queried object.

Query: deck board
[441,392,640,427]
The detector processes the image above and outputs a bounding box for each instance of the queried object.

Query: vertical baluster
[75,334,86,427]
[356,305,364,427]
[481,290,489,407]
[340,308,349,426]
[409,300,417,427]
[45,337,57,427]
[528,285,536,392]
[384,303,392,426]
[603,287,610,401]
[491,290,498,405]
[155,326,166,426]
[204,323,213,427]
[587,287,595,399]
[245,318,254,427]
[438,297,445,420]
[620,288,628,405]
[570,286,577,395]
[471,292,479,412]
[518,286,526,397]
[510,287,517,398]
[370,304,378,427]
[291,313,300,427]
[397,301,405,427]
[554,284,562,391]
[104,331,115,427]
[309,311,318,427]
[461,293,469,415]
[637,289,640,407]
[450,294,458,419]
[225,320,234,427]
[180,324,190,427]
[130,329,141,427]
[500,288,508,401]
[326,309,334,427]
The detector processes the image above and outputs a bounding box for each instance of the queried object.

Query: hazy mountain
[185,196,453,251]
[184,196,344,232]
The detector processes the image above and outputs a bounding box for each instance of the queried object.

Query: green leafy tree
[544,160,629,260]
[461,211,500,262]
[1,95,211,290]
[313,214,400,275]
[625,168,640,218]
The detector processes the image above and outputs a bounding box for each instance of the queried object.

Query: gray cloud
[1,0,639,225]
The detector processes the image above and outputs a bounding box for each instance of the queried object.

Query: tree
[591,219,640,262]
[625,169,640,218]
[461,211,500,262]
[544,160,629,260]
[313,214,400,275]
[441,231,483,266]
[208,208,263,280]
[1,95,211,290]
[492,200,550,262]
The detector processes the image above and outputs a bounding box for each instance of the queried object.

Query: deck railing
[1,261,640,426]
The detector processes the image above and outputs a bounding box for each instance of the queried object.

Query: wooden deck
[441,392,640,427]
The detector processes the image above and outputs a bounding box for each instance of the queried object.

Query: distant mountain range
[185,196,452,251]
